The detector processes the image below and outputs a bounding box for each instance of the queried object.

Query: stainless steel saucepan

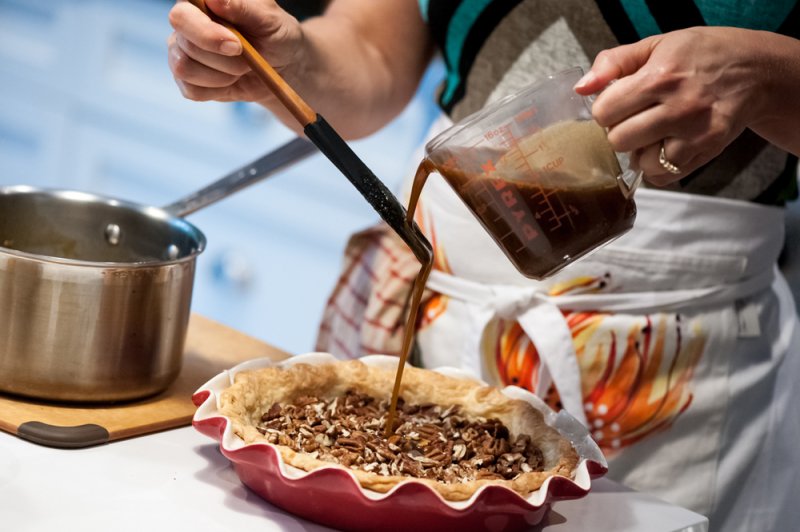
[0,137,315,402]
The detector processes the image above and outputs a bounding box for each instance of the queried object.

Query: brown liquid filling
[384,159,435,436]
[437,167,635,278]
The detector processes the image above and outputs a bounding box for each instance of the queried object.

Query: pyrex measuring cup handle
[617,164,642,200]
[582,77,642,200]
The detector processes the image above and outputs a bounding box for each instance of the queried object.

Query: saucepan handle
[163,136,316,217]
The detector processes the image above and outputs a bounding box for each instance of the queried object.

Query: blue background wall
[0,0,444,354]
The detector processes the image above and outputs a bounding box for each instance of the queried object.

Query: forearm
[279,0,434,139]
[749,31,800,156]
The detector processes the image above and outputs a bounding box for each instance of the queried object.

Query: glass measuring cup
[419,67,641,279]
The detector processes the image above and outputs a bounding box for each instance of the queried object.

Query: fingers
[633,139,710,185]
[168,45,238,89]
[591,74,662,129]
[619,110,739,186]
[605,104,674,153]
[170,32,249,75]
[175,70,277,103]
[169,1,242,56]
[574,37,659,94]
[169,0,298,91]
[174,72,247,102]
[604,101,711,152]
[168,1,251,93]
[175,79,234,101]
[204,0,287,39]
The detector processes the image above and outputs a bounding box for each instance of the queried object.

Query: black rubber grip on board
[17,421,110,448]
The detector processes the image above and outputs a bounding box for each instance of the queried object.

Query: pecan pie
[219,360,579,501]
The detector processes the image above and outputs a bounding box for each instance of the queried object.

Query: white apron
[317,116,800,530]
[399,116,800,530]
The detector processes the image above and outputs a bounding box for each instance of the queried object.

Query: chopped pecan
[261,403,282,422]
[294,395,320,407]
[337,437,366,452]
[415,423,443,440]
[255,389,548,483]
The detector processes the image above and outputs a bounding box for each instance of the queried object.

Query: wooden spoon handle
[186,0,317,126]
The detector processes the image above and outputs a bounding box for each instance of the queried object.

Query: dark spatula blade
[304,114,432,263]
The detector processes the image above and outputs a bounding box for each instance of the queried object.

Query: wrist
[748,31,800,153]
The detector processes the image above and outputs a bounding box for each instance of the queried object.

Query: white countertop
[0,426,708,531]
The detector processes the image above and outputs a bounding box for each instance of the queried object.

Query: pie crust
[218,359,579,501]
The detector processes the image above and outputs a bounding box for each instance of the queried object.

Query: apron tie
[427,265,777,429]
[514,298,589,427]
[442,280,589,426]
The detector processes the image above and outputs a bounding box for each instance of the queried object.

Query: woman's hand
[574,27,800,185]
[167,0,434,138]
[167,0,305,123]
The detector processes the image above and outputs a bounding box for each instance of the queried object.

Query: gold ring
[658,141,681,174]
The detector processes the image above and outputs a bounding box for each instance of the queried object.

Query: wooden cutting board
[0,314,290,448]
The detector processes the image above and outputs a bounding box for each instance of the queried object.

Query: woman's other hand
[575,27,800,185]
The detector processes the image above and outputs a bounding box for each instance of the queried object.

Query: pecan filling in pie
[219,360,578,501]
[256,390,546,483]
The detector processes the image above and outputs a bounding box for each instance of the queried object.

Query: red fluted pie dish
[192,353,607,531]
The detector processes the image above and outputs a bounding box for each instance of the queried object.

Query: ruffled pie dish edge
[191,353,608,528]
